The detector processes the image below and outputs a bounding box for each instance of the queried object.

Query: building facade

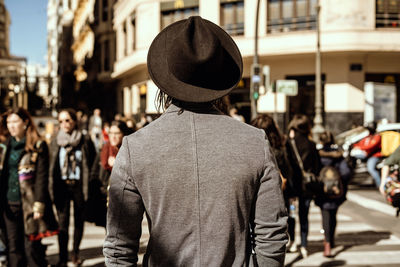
[0,0,27,112]
[69,0,117,119]
[47,0,61,111]
[112,0,400,133]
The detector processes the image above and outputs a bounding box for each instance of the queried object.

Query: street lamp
[251,0,262,121]
[312,0,325,140]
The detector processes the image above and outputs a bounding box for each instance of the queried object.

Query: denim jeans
[298,197,312,248]
[2,203,47,267]
[367,156,381,187]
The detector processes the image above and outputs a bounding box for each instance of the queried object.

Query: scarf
[57,129,82,178]
[100,142,119,171]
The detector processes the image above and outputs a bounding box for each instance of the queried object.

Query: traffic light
[251,64,261,100]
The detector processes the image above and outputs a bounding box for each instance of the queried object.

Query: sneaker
[288,242,298,252]
[300,246,308,258]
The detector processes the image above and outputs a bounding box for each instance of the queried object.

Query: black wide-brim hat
[147,16,243,103]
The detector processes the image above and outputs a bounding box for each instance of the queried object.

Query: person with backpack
[379,145,400,212]
[316,131,351,257]
[288,114,321,258]
[251,114,303,253]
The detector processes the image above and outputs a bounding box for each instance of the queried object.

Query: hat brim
[147,19,243,103]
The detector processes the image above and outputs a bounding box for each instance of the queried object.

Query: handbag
[290,139,322,196]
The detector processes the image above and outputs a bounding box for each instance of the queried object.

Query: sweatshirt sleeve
[253,136,288,267]
[34,141,49,205]
[103,137,145,266]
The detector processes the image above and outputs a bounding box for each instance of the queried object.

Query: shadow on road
[47,246,103,266]
[285,230,391,267]
[320,260,347,266]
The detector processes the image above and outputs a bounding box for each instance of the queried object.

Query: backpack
[319,166,343,198]
[385,177,400,208]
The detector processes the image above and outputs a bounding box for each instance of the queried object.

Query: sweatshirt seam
[190,112,201,267]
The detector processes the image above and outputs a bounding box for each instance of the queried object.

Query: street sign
[276,80,298,96]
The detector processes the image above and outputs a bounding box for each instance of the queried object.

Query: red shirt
[353,134,382,157]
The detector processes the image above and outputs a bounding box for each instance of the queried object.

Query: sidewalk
[44,188,400,266]
[284,189,400,266]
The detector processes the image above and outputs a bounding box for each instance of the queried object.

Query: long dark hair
[155,90,229,115]
[1,108,41,152]
[287,114,312,136]
[250,114,283,149]
[110,120,132,136]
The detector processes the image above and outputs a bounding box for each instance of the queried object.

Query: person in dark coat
[103,16,288,267]
[49,109,96,267]
[0,108,58,267]
[87,120,131,227]
[288,114,321,258]
[315,131,351,257]
[251,114,303,253]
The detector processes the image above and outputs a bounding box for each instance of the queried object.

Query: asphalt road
[43,186,400,267]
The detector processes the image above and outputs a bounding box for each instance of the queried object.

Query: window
[376,0,400,28]
[94,0,99,25]
[161,0,199,30]
[220,0,244,36]
[123,22,127,56]
[103,40,110,72]
[102,0,108,22]
[131,13,136,51]
[267,0,317,33]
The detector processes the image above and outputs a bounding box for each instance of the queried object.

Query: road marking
[346,192,398,216]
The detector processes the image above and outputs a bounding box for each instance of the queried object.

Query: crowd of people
[1,15,400,267]
[0,107,136,267]
[2,105,399,266]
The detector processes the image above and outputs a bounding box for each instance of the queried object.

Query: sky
[4,0,48,65]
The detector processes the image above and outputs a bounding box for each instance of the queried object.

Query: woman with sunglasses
[49,108,96,267]
[87,120,132,227]
[0,108,58,267]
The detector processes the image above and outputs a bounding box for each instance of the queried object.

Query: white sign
[276,80,298,96]
[364,82,397,123]
[263,65,270,92]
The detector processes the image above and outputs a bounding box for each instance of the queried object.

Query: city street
[43,186,400,267]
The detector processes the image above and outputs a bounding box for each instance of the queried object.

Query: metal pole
[273,86,278,123]
[312,0,324,140]
[251,0,261,120]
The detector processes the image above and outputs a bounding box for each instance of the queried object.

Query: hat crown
[147,16,243,102]
[167,16,238,90]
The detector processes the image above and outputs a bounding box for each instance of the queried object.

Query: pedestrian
[379,145,400,195]
[230,107,245,122]
[87,120,131,227]
[352,121,382,187]
[76,110,88,135]
[315,131,351,257]
[49,108,96,267]
[125,118,137,133]
[102,122,110,144]
[251,114,302,253]
[287,114,321,258]
[0,108,59,267]
[103,16,288,266]
[89,108,103,152]
[0,227,6,266]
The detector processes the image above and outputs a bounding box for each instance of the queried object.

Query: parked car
[335,123,400,185]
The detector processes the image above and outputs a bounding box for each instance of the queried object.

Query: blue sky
[4,0,48,65]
